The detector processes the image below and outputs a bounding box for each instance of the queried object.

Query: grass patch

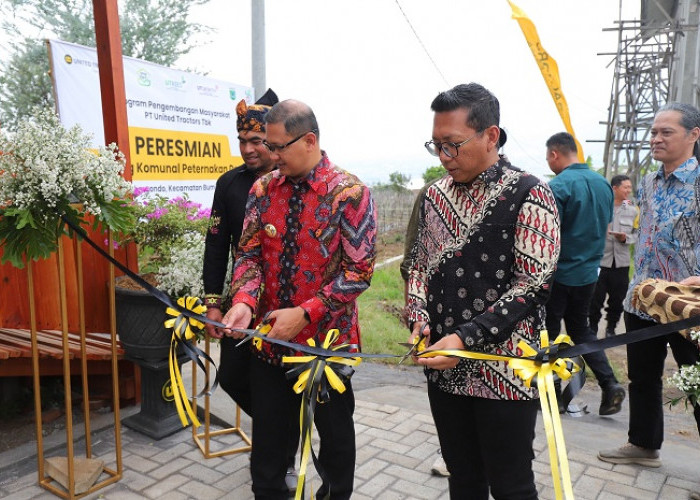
[358,261,408,363]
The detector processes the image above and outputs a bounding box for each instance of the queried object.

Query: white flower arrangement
[155,231,206,299]
[0,107,133,268]
[667,330,700,408]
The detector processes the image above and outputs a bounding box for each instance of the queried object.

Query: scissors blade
[235,312,272,348]
[235,334,252,347]
[398,324,429,365]
[398,344,418,365]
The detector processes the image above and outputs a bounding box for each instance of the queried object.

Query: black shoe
[605,327,616,337]
[600,384,625,415]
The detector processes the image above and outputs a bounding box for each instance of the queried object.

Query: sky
[177,0,641,186]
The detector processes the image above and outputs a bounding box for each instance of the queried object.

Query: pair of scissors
[398,323,429,365]
[235,312,272,347]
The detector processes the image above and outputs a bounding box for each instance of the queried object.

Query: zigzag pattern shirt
[624,157,700,319]
[407,159,560,400]
[231,153,377,363]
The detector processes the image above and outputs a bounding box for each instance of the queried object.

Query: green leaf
[98,198,136,234]
[0,214,58,268]
[15,209,37,230]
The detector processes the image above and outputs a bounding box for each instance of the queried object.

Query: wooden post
[92,0,138,271]
[92,0,130,179]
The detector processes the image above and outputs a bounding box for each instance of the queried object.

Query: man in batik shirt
[599,102,700,468]
[406,83,560,500]
[222,99,376,500]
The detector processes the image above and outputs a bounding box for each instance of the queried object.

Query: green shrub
[359,261,409,363]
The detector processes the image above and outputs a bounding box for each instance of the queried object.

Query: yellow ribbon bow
[416,330,579,500]
[164,296,207,428]
[282,330,361,500]
[511,331,577,500]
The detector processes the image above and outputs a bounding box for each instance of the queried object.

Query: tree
[373,171,411,193]
[388,171,410,191]
[0,0,210,130]
[423,165,446,184]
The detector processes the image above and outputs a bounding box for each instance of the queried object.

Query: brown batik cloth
[631,278,700,344]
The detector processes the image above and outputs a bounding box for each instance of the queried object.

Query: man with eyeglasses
[399,128,509,479]
[544,132,626,417]
[222,99,376,500]
[202,89,301,493]
[405,83,560,499]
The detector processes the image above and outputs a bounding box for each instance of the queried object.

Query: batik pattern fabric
[230,153,377,363]
[407,159,560,400]
[624,158,700,319]
[631,278,700,342]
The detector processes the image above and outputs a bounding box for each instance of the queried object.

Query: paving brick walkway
[1,359,699,499]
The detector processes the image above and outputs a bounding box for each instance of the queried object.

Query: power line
[393,0,449,86]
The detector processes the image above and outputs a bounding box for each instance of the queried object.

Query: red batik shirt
[230,153,377,363]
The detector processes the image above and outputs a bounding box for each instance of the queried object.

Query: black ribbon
[60,213,219,397]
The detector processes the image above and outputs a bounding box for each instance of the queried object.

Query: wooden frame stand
[28,234,123,498]
[191,337,252,458]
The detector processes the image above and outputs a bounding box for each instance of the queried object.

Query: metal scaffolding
[599,21,680,180]
[598,0,699,182]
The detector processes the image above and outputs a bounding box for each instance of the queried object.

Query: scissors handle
[399,323,430,365]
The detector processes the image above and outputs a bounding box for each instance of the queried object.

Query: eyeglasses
[425,133,479,158]
[263,129,318,153]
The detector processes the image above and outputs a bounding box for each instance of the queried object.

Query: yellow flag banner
[508,0,585,163]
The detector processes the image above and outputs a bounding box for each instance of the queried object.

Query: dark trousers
[624,312,700,450]
[545,281,618,389]
[250,356,355,500]
[218,336,252,415]
[428,383,539,500]
[220,338,297,469]
[589,266,629,333]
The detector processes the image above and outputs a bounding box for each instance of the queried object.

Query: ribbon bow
[164,296,212,428]
[282,330,361,500]
[511,331,578,500]
[165,296,206,341]
[509,332,578,388]
[416,330,580,500]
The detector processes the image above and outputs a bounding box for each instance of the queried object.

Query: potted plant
[0,107,133,268]
[0,110,210,439]
[113,189,212,439]
[114,189,210,362]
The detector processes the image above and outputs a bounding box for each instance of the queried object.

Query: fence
[371,189,416,235]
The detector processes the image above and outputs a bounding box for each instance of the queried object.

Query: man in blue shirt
[599,103,700,468]
[545,132,626,415]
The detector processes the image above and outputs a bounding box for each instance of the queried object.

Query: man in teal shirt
[544,132,625,415]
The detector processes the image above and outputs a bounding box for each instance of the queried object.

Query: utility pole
[251,0,266,101]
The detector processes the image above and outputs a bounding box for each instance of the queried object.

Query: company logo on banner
[48,39,254,207]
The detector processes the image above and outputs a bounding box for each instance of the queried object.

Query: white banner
[48,39,253,207]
